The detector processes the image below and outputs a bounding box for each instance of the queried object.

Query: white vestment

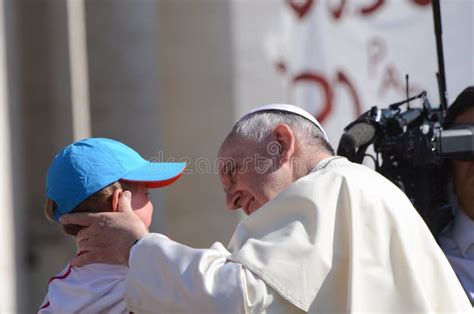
[125,157,472,313]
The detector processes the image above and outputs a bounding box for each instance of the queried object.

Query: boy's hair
[44,181,133,236]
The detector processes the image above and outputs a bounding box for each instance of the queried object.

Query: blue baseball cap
[46,138,186,222]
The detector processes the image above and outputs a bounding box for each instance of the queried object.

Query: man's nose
[226,190,241,210]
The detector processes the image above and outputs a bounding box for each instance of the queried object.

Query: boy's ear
[112,189,123,212]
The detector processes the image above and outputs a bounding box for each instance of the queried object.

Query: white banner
[266,0,473,145]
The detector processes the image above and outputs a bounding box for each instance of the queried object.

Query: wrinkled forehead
[219,136,248,156]
[218,139,243,162]
[217,137,256,171]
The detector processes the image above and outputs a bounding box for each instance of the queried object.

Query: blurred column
[67,0,91,140]
[3,0,75,311]
[83,0,166,230]
[0,0,17,312]
[157,0,240,246]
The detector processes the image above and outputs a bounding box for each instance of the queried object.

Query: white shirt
[125,157,472,313]
[39,263,128,313]
[440,209,474,305]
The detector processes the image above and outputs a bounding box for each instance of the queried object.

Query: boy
[38,138,185,313]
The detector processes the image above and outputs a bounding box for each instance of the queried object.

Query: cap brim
[121,162,186,188]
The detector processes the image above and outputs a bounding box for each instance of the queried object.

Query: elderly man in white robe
[61,104,472,313]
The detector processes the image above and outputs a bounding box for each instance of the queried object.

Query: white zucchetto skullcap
[242,104,329,141]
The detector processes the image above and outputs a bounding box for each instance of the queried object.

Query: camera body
[338,92,474,236]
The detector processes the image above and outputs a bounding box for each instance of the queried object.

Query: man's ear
[111,188,123,212]
[273,123,295,165]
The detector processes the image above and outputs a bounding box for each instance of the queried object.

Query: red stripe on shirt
[39,252,86,311]
[38,301,50,311]
[48,265,73,284]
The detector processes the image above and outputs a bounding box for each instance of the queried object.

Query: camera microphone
[338,122,376,151]
[337,122,376,162]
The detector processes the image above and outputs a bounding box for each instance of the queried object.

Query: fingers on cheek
[99,214,111,225]
[79,224,101,238]
[76,238,89,251]
[76,230,88,242]
[90,224,103,236]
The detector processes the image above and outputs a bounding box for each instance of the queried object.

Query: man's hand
[60,191,149,267]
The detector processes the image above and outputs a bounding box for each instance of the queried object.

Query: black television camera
[337,91,474,236]
[336,0,474,237]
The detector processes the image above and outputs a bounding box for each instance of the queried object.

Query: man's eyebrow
[221,161,236,175]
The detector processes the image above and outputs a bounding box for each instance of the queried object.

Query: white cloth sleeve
[125,233,296,314]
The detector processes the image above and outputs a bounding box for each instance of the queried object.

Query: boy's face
[129,182,154,228]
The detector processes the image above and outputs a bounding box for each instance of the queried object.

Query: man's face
[451,106,474,219]
[217,137,293,216]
